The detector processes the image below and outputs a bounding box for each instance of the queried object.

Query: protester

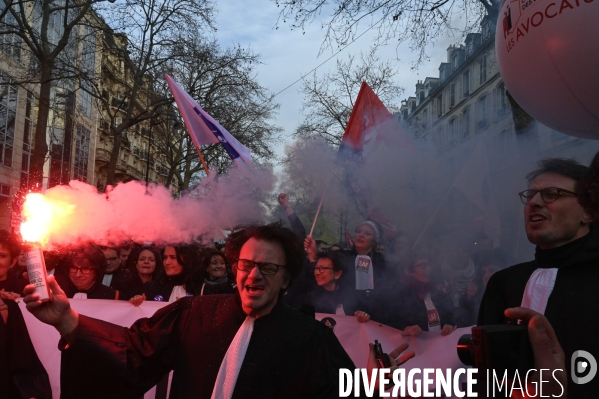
[56,245,120,300]
[118,242,134,265]
[479,158,598,399]
[440,238,476,309]
[329,243,342,251]
[0,230,25,298]
[0,297,52,399]
[315,239,328,254]
[367,251,456,336]
[23,223,413,398]
[291,251,357,315]
[457,254,505,326]
[306,220,387,311]
[116,247,163,300]
[10,249,28,287]
[101,246,132,290]
[137,246,195,303]
[578,150,599,222]
[186,248,236,296]
[277,193,307,242]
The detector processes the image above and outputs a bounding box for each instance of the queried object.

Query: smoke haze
[24,164,275,248]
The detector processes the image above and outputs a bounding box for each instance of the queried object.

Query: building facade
[396,16,599,261]
[0,6,169,231]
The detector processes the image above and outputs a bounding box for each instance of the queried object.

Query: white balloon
[496,0,599,138]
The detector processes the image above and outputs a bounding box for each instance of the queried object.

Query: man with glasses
[100,246,132,290]
[24,223,411,398]
[58,245,120,300]
[478,158,598,399]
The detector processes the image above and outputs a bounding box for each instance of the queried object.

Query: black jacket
[0,299,52,399]
[60,294,359,399]
[372,280,454,331]
[478,228,599,399]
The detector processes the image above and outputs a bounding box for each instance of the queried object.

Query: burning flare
[20,193,75,246]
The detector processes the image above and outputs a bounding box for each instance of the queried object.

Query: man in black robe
[0,298,52,399]
[24,223,412,399]
[478,158,599,399]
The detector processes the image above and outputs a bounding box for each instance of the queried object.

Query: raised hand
[23,274,79,336]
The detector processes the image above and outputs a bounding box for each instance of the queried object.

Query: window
[480,54,488,85]
[78,22,96,118]
[422,108,428,128]
[452,54,460,71]
[448,118,457,147]
[477,95,488,131]
[74,125,90,181]
[0,11,22,61]
[435,125,444,152]
[462,107,471,140]
[0,71,18,167]
[463,70,470,97]
[496,83,508,118]
[450,83,456,108]
[437,94,444,117]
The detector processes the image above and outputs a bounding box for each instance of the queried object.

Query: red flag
[340,82,413,155]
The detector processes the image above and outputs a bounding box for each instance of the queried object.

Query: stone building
[396,16,599,261]
[0,7,169,231]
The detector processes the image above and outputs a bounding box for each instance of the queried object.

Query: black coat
[0,299,52,399]
[371,281,454,331]
[141,273,188,302]
[59,294,359,399]
[478,228,599,399]
[0,273,26,297]
[55,271,119,300]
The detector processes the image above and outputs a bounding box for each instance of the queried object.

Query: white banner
[19,300,471,398]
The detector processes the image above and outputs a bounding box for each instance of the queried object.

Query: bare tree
[78,0,214,186]
[158,36,282,191]
[295,49,403,144]
[2,0,110,190]
[274,0,498,65]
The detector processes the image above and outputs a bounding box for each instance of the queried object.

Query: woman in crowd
[305,220,386,305]
[457,254,505,326]
[368,251,456,336]
[139,246,195,302]
[115,247,163,300]
[185,248,236,296]
[56,245,120,300]
[305,251,356,315]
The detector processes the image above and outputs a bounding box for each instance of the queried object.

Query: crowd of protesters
[1,155,598,398]
[0,207,507,334]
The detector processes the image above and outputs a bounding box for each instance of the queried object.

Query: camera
[457,324,534,374]
[374,340,391,368]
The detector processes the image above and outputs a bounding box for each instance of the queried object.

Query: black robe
[478,228,599,399]
[55,271,119,300]
[0,273,26,297]
[371,281,455,331]
[60,293,358,399]
[0,299,52,399]
[141,273,188,302]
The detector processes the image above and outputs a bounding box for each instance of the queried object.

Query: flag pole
[194,144,210,176]
[309,174,333,237]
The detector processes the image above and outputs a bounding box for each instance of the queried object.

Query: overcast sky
[212,1,465,163]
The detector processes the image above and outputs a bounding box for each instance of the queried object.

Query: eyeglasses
[235,259,285,275]
[69,267,94,275]
[314,267,334,274]
[518,187,577,204]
